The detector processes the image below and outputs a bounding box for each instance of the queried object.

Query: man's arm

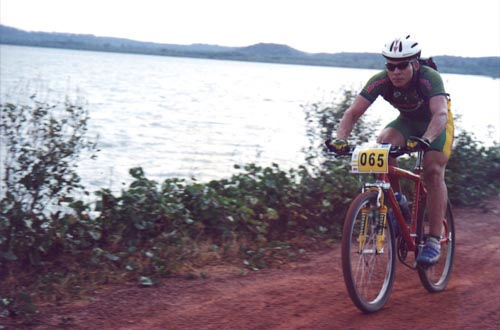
[336,95,371,140]
[422,95,448,142]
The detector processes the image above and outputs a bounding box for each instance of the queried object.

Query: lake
[1,44,498,193]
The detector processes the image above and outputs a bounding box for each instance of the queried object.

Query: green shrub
[94,161,358,247]
[302,88,379,166]
[446,131,500,206]
[0,96,97,270]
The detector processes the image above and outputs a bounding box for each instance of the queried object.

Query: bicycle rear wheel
[341,190,396,313]
[417,200,455,292]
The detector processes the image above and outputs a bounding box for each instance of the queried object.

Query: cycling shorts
[385,100,454,158]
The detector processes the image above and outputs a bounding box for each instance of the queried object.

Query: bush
[302,88,379,165]
[0,95,97,269]
[92,162,359,264]
[446,131,500,206]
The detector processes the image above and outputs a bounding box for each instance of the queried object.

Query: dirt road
[21,197,500,329]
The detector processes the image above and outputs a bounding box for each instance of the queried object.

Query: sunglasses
[385,61,411,71]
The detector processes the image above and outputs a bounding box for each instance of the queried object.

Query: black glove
[325,139,349,154]
[406,136,431,152]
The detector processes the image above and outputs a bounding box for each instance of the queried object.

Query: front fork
[358,206,370,252]
[376,203,388,253]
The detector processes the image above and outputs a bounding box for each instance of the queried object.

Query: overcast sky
[1,0,499,57]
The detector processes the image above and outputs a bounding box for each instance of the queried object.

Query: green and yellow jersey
[360,66,447,121]
[360,66,454,157]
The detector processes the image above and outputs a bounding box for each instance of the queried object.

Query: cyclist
[327,35,454,266]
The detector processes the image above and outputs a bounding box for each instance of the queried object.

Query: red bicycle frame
[375,161,427,253]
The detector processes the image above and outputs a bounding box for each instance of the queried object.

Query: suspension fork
[359,184,390,253]
[358,205,370,253]
[376,202,388,253]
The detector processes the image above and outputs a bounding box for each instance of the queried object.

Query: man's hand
[406,136,431,152]
[326,139,349,154]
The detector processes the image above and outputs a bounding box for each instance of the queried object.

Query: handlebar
[327,144,421,158]
[325,136,429,158]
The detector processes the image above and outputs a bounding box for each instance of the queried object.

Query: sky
[1,0,499,58]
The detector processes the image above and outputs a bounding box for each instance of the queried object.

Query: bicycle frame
[371,150,427,254]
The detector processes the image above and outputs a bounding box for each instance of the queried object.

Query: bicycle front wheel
[341,190,396,313]
[417,200,455,292]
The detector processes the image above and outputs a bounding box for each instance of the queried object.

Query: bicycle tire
[417,200,455,292]
[341,190,396,313]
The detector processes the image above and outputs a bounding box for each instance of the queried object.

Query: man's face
[385,60,416,88]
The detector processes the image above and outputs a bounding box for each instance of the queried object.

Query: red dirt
[7,197,500,329]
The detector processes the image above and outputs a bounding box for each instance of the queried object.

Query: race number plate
[351,145,390,173]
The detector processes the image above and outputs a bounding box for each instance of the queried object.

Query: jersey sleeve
[418,66,447,98]
[359,71,390,103]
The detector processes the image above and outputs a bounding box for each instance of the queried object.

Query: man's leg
[423,150,449,237]
[377,127,405,192]
[416,150,449,265]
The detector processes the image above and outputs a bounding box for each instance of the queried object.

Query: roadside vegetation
[1,90,498,325]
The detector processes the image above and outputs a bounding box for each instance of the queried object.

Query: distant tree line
[1,25,499,78]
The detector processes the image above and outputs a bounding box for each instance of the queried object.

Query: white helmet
[382,35,421,60]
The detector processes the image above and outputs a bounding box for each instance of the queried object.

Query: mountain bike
[331,141,455,313]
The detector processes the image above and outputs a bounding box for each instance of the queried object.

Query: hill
[1,25,499,78]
